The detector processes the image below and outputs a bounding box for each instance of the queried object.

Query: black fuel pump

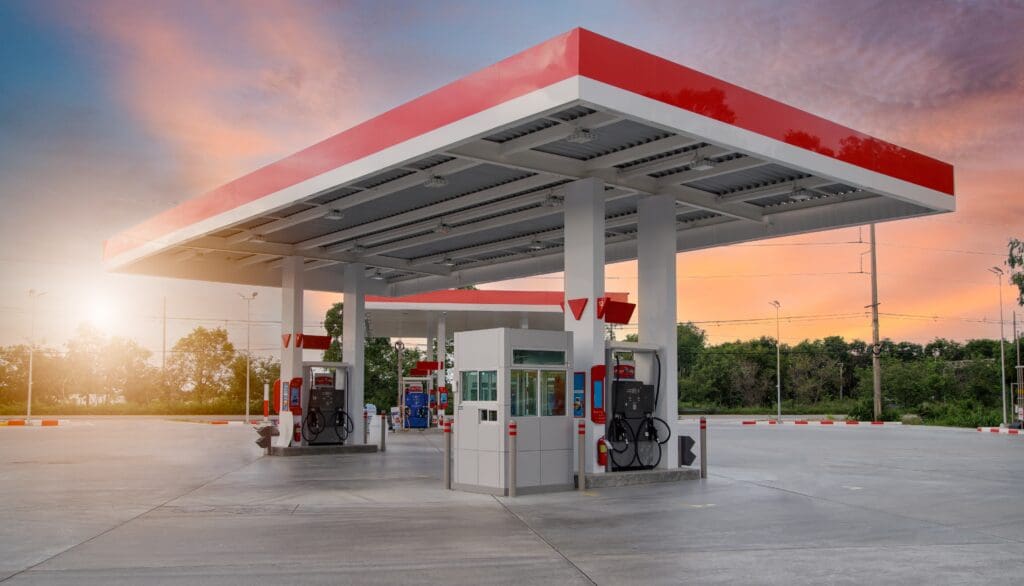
[302,370,354,445]
[607,350,671,470]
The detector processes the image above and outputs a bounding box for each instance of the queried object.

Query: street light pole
[769,300,782,422]
[27,289,45,419]
[988,267,1007,425]
[239,292,258,423]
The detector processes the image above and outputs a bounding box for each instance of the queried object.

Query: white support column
[638,194,678,469]
[563,177,605,474]
[343,263,367,444]
[426,314,437,362]
[436,313,448,424]
[281,256,305,383]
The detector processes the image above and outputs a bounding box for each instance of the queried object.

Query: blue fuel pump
[404,392,429,429]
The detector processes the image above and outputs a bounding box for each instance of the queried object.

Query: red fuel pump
[288,377,303,444]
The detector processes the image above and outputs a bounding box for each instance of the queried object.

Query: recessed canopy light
[435,223,451,235]
[324,209,345,221]
[441,258,457,267]
[250,235,267,243]
[689,157,716,171]
[566,128,594,144]
[789,188,813,202]
[528,241,545,250]
[542,194,563,208]
[370,269,386,280]
[424,175,448,188]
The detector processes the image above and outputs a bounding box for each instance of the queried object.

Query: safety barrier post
[262,383,269,423]
[443,419,452,490]
[508,420,518,497]
[577,420,586,491]
[363,410,369,444]
[700,417,708,479]
[380,413,387,452]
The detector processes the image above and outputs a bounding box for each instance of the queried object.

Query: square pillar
[281,256,304,382]
[563,177,605,474]
[638,194,678,469]
[436,313,447,423]
[343,263,367,443]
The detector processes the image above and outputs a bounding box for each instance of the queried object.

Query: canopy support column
[343,263,367,443]
[281,256,304,383]
[638,194,678,469]
[563,177,605,475]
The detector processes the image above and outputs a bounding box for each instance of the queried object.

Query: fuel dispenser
[605,343,671,471]
[401,377,432,429]
[272,361,353,446]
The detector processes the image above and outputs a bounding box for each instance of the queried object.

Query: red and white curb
[977,427,1022,436]
[738,420,901,426]
[0,419,67,427]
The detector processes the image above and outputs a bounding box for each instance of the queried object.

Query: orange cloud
[69,1,373,193]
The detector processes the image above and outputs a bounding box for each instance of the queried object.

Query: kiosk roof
[364,289,629,337]
[104,28,954,296]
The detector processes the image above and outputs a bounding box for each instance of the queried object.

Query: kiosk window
[479,370,497,401]
[512,349,565,366]
[461,371,478,402]
[540,370,566,416]
[510,369,537,416]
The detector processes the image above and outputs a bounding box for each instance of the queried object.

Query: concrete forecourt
[1,419,1021,585]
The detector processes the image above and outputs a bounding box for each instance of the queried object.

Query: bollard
[380,413,387,452]
[262,383,269,423]
[700,416,708,479]
[508,420,518,497]
[577,420,586,491]
[363,410,369,444]
[443,419,452,490]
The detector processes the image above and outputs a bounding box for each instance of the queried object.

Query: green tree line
[0,324,279,415]
[663,322,1018,426]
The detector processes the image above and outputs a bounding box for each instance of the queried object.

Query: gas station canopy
[104,28,954,295]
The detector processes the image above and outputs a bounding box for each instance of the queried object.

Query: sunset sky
[1,0,1022,359]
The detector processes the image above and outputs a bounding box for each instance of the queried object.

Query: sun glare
[85,296,117,330]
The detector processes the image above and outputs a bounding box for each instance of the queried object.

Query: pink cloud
[66,1,376,193]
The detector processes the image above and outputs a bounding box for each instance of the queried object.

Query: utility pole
[27,289,46,419]
[239,292,258,424]
[1014,311,1021,422]
[869,223,882,421]
[161,297,167,372]
[988,267,1007,425]
[769,300,782,422]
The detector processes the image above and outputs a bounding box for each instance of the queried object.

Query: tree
[1008,238,1023,306]
[676,322,706,377]
[0,345,29,405]
[323,302,343,361]
[229,353,280,407]
[100,336,155,404]
[167,327,235,403]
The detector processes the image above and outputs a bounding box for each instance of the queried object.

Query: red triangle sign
[567,298,588,321]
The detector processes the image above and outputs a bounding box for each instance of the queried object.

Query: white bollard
[508,420,518,497]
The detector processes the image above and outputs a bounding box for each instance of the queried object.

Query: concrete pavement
[0,419,1021,584]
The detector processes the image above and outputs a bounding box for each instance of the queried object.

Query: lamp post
[987,267,1007,425]
[239,292,258,423]
[27,289,45,418]
[769,300,782,422]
